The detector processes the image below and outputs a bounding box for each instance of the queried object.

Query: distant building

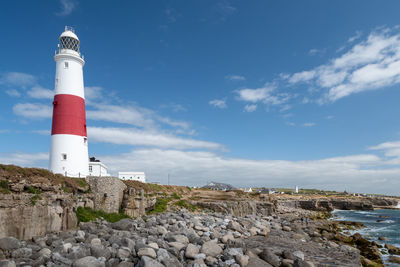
[118,172,146,183]
[88,157,109,177]
[258,188,276,194]
[243,188,253,193]
[295,186,299,194]
[202,181,236,191]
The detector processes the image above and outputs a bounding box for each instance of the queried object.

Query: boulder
[111,219,134,231]
[386,244,400,255]
[0,260,16,267]
[140,256,164,267]
[185,243,199,259]
[201,241,223,257]
[247,257,273,267]
[138,248,157,259]
[235,254,249,267]
[11,247,32,259]
[259,248,280,267]
[73,256,105,267]
[0,237,20,250]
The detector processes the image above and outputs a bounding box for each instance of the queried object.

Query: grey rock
[140,256,164,267]
[200,241,222,257]
[117,262,134,267]
[117,247,131,260]
[259,248,280,267]
[137,248,157,259]
[0,237,20,250]
[156,248,170,262]
[0,260,16,267]
[294,259,315,267]
[292,251,304,261]
[185,244,199,259]
[52,252,73,266]
[91,238,102,246]
[73,256,105,267]
[106,258,120,267]
[66,245,90,260]
[111,219,134,231]
[282,250,295,260]
[226,248,243,257]
[235,254,249,267]
[171,235,189,244]
[168,242,185,251]
[91,245,112,260]
[38,248,52,257]
[247,257,273,267]
[11,247,32,258]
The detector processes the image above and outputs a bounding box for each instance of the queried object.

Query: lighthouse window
[89,165,92,172]
[64,61,69,69]
[61,153,67,160]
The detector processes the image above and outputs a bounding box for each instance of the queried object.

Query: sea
[332,205,400,266]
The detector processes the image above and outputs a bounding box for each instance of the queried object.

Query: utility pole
[168,173,170,186]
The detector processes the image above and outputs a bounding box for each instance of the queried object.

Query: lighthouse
[49,26,88,177]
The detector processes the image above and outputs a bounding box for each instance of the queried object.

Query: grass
[30,194,42,205]
[173,199,197,212]
[76,206,130,223]
[147,197,171,215]
[26,186,41,194]
[171,192,181,199]
[0,180,10,194]
[76,179,88,188]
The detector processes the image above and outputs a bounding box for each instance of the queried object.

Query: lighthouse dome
[59,26,80,52]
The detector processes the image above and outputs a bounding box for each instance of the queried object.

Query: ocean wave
[381,220,395,224]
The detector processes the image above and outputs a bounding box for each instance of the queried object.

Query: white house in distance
[88,157,109,177]
[118,172,146,183]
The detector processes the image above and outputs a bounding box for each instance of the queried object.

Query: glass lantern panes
[60,37,80,52]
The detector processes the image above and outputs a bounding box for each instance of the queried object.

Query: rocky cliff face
[0,192,93,240]
[278,197,398,212]
[192,200,275,217]
[121,187,157,218]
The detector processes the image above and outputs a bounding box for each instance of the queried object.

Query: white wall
[89,162,109,177]
[118,172,146,183]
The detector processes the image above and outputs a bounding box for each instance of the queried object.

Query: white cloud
[348,31,362,43]
[302,122,316,127]
[13,103,52,119]
[88,127,224,150]
[0,152,48,167]
[27,86,53,99]
[56,0,76,16]
[244,104,257,112]
[209,99,227,109]
[100,148,400,195]
[236,84,291,108]
[5,89,21,97]
[0,72,36,88]
[286,27,400,102]
[226,75,246,81]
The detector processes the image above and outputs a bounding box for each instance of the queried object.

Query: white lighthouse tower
[49,26,88,177]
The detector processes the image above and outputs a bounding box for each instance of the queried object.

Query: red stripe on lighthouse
[51,94,87,137]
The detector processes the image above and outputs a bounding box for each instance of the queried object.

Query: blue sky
[1,0,400,194]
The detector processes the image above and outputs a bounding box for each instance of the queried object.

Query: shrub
[76,207,130,223]
[147,198,171,215]
[30,194,42,205]
[26,186,41,195]
[0,180,10,194]
[171,192,181,199]
[173,200,196,212]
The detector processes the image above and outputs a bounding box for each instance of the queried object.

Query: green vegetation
[26,186,41,194]
[0,180,10,194]
[30,194,42,205]
[186,186,192,191]
[76,179,88,188]
[171,192,181,199]
[173,199,196,212]
[76,207,130,223]
[61,186,69,193]
[147,197,171,215]
[148,183,163,191]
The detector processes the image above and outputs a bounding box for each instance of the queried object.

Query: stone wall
[86,176,127,213]
[192,200,275,217]
[121,188,157,217]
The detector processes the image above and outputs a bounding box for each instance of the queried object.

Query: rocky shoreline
[1,203,399,267]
